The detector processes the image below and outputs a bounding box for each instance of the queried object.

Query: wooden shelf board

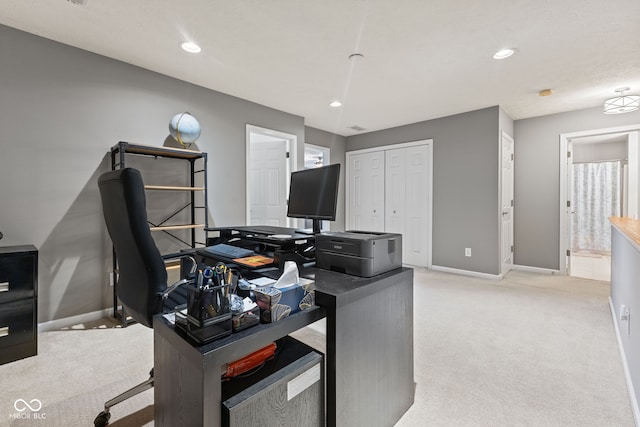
[150,224,205,231]
[114,142,205,160]
[145,185,205,191]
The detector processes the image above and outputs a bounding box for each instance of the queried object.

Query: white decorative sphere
[169,112,201,146]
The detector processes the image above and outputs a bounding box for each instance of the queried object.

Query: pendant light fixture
[603,87,640,114]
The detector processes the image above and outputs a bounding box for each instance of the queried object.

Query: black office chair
[94,167,196,427]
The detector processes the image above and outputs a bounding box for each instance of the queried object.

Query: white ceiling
[2,0,639,136]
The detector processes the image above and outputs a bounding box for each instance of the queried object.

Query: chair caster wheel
[94,411,111,427]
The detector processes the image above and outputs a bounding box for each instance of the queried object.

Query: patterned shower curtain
[571,161,621,253]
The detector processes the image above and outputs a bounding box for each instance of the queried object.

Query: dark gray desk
[153,267,414,427]
[311,267,414,427]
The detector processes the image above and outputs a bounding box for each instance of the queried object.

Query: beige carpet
[0,269,634,426]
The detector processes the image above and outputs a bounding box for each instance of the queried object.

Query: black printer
[315,231,402,277]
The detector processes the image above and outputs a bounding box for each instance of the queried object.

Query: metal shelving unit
[109,141,208,326]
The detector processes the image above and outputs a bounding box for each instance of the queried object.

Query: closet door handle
[0,282,8,292]
[0,326,8,338]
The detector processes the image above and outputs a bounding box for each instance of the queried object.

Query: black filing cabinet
[0,245,38,365]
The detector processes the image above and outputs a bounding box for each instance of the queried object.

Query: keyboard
[203,243,255,259]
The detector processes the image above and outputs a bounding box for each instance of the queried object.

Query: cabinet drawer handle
[0,282,8,292]
[0,326,8,338]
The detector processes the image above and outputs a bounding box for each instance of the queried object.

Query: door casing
[245,124,297,227]
[559,125,640,274]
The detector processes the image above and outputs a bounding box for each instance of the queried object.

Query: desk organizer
[231,305,260,332]
[174,284,232,344]
[186,284,231,324]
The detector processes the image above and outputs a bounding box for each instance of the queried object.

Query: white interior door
[347,151,385,232]
[246,125,295,227]
[385,148,406,235]
[386,144,431,267]
[501,132,514,272]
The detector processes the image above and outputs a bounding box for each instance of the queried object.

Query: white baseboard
[510,264,561,275]
[431,265,502,280]
[609,296,640,427]
[38,308,113,332]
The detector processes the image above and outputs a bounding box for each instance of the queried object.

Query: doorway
[500,131,515,275]
[245,125,296,227]
[302,143,331,231]
[559,125,640,279]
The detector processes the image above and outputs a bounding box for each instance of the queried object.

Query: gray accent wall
[346,107,501,275]
[514,106,640,270]
[0,24,306,323]
[304,127,347,232]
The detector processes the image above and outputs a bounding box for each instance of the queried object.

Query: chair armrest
[161,251,197,278]
[162,278,192,300]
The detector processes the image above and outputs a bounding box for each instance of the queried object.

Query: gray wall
[347,107,501,275]
[304,126,347,232]
[573,140,627,163]
[514,106,640,269]
[0,24,307,323]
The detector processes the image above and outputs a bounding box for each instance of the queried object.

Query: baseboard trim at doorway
[511,264,561,275]
[609,297,640,427]
[431,265,502,280]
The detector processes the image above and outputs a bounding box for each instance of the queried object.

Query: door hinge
[566,250,571,256]
[566,200,571,208]
[511,153,514,161]
[511,200,514,207]
[567,151,571,158]
[511,245,514,253]
[286,152,290,158]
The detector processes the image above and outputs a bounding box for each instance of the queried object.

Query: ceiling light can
[181,41,201,53]
[330,100,342,108]
[493,48,515,59]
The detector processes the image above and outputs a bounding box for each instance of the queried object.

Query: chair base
[94,368,154,426]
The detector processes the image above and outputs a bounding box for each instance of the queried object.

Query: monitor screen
[287,164,340,232]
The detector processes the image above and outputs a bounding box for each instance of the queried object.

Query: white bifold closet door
[347,141,431,267]
[347,150,386,232]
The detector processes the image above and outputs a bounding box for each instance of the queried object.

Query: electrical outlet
[621,304,629,321]
[465,248,472,257]
[621,305,631,336]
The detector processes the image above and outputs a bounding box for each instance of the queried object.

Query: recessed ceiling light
[181,41,201,53]
[493,48,515,59]
[330,100,342,108]
[539,89,553,97]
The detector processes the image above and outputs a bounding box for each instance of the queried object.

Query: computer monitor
[287,163,340,234]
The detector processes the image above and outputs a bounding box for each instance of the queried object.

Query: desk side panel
[154,325,213,426]
[327,268,414,426]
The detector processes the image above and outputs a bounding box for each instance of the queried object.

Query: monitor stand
[312,219,322,235]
